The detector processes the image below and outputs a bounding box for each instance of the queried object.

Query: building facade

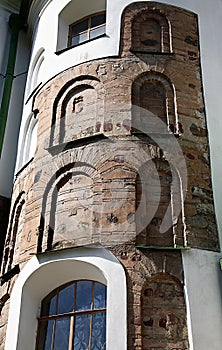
[0,0,222,349]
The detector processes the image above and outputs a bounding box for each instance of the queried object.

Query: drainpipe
[0,0,30,158]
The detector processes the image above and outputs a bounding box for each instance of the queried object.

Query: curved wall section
[1,2,222,350]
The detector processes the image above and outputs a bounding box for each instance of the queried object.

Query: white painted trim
[5,247,127,350]
[182,249,222,350]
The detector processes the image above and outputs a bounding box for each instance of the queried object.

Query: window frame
[68,11,106,48]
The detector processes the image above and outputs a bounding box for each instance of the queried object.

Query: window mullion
[88,16,91,40]
[51,319,56,350]
[89,282,95,349]
[68,316,75,350]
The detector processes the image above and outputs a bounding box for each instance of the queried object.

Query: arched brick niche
[132,9,171,53]
[37,162,96,252]
[37,157,138,252]
[96,159,137,239]
[132,72,179,135]
[120,2,173,55]
[136,159,184,247]
[49,76,104,147]
[1,192,25,275]
[142,273,189,350]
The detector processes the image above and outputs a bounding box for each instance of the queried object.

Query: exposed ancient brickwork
[0,2,219,349]
[111,245,189,350]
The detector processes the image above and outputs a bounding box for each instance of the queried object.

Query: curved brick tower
[0,1,222,350]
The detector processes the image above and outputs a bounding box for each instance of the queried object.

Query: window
[68,12,106,47]
[36,280,107,350]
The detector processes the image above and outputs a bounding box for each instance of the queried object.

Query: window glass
[76,281,92,311]
[91,13,106,28]
[94,282,106,309]
[49,294,57,316]
[38,320,54,350]
[71,32,88,46]
[71,19,88,36]
[58,283,74,314]
[54,318,70,350]
[92,313,106,349]
[90,26,106,40]
[73,314,90,349]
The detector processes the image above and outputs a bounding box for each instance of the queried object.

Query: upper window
[68,12,106,47]
[36,280,107,350]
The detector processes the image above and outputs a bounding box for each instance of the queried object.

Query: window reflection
[54,318,70,350]
[76,281,92,311]
[58,284,74,314]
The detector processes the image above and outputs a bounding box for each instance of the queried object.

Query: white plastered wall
[5,246,127,350]
[182,249,222,350]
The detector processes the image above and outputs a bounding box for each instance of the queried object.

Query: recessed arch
[1,191,25,275]
[26,48,45,97]
[132,8,171,53]
[49,76,104,147]
[141,272,189,349]
[132,71,178,134]
[136,158,184,247]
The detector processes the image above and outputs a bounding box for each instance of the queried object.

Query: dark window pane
[41,292,57,317]
[94,283,106,309]
[92,313,106,350]
[76,281,92,311]
[71,19,88,36]
[58,283,74,314]
[44,320,54,350]
[90,26,105,40]
[91,13,106,28]
[54,318,70,350]
[36,320,54,350]
[48,295,57,316]
[73,315,90,350]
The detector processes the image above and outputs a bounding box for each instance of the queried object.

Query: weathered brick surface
[0,2,219,348]
[111,245,188,350]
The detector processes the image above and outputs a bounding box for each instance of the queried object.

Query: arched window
[36,280,107,350]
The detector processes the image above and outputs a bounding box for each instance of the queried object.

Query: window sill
[55,33,108,55]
